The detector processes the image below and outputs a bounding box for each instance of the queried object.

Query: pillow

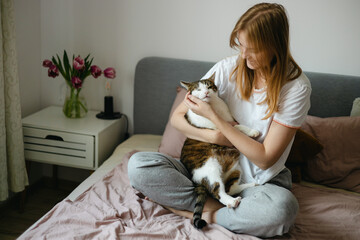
[351,97,360,116]
[158,87,187,158]
[285,128,323,183]
[301,115,360,193]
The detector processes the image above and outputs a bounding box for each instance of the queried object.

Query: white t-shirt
[202,55,311,184]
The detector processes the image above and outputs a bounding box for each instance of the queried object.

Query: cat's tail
[193,185,208,229]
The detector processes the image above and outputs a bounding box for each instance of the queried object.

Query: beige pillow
[351,97,360,116]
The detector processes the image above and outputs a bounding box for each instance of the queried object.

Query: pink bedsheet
[19,151,360,240]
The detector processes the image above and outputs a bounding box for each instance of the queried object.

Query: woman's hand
[211,130,233,147]
[182,92,233,147]
[183,92,216,120]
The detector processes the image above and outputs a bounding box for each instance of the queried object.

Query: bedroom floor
[0,178,78,240]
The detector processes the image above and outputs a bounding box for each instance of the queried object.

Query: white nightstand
[22,106,127,170]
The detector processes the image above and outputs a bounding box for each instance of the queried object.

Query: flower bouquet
[43,50,116,118]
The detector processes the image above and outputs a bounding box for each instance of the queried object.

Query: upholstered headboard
[133,57,360,135]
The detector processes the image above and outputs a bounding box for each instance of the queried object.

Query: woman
[128,3,311,238]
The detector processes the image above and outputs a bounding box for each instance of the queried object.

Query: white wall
[15,0,360,132]
[14,0,360,182]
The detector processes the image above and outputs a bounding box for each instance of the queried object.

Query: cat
[180,73,259,229]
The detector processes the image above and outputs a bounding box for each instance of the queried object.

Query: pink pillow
[158,87,187,158]
[301,115,360,193]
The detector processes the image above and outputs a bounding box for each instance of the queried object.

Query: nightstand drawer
[23,127,94,168]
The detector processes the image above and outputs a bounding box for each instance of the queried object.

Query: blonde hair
[229,3,302,119]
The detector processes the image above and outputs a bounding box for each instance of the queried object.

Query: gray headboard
[134,57,360,135]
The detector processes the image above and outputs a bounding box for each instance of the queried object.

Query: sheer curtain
[0,0,28,201]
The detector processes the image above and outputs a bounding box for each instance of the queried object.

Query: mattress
[19,134,360,239]
[68,134,162,201]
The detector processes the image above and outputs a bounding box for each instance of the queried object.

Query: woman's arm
[185,95,297,170]
[170,93,233,146]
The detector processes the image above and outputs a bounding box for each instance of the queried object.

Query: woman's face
[238,32,267,70]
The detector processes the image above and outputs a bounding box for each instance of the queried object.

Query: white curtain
[0,0,28,201]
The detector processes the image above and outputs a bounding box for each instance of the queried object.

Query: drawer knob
[45,135,64,141]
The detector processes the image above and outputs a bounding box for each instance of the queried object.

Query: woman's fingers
[228,121,239,126]
[184,93,214,120]
[184,93,198,109]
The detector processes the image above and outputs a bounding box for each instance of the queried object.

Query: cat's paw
[248,129,260,138]
[234,125,260,138]
[226,196,242,208]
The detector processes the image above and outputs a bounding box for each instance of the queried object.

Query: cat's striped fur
[180,74,258,229]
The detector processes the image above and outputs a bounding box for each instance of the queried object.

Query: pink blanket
[19,151,360,240]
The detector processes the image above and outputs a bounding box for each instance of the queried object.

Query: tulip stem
[63,86,87,118]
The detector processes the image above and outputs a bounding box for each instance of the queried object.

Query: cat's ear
[180,81,190,90]
[209,72,216,82]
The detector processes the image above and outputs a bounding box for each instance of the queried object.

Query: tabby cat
[180,73,259,229]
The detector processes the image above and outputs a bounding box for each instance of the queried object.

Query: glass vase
[63,87,88,118]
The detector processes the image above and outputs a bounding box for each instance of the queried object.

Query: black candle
[104,96,114,115]
[96,95,122,119]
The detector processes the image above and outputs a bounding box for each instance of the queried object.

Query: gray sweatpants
[128,152,299,238]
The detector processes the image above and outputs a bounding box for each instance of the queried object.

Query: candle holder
[96,96,122,119]
[96,79,122,119]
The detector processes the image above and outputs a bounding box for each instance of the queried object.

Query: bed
[19,57,360,239]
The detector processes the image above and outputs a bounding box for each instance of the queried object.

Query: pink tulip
[71,76,82,89]
[104,67,116,79]
[73,56,85,70]
[90,65,102,78]
[48,65,59,78]
[43,59,53,68]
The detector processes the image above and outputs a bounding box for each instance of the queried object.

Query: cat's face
[180,74,217,103]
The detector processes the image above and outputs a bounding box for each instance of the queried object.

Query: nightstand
[22,106,127,170]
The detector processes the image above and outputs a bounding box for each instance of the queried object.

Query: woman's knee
[127,152,156,188]
[128,152,196,209]
[276,189,298,222]
[261,185,299,236]
[127,151,179,189]
[223,184,298,237]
